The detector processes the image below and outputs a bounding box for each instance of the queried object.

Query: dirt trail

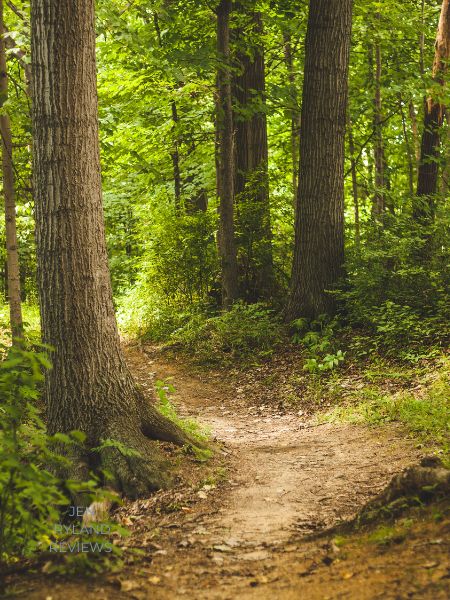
[14,347,448,600]
[138,349,424,599]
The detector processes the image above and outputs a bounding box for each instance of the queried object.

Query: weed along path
[17,345,449,600]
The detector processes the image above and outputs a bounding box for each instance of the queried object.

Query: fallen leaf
[342,572,354,580]
[120,580,141,592]
[422,561,439,569]
[148,576,161,585]
[213,544,233,553]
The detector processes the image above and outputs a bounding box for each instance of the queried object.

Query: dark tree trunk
[216,0,239,307]
[286,0,353,321]
[31,0,191,498]
[232,3,274,301]
[415,0,450,221]
[171,99,181,214]
[0,1,23,339]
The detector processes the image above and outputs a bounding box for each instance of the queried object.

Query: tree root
[305,457,450,540]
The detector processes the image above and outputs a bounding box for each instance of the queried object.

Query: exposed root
[305,457,450,540]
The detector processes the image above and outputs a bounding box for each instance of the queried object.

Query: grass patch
[319,358,450,463]
[155,380,211,453]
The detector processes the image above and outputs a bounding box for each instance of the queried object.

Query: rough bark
[216,0,239,307]
[31,0,192,498]
[285,0,352,321]
[232,3,274,301]
[0,0,22,339]
[415,0,450,221]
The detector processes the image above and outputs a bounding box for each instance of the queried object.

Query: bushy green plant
[169,301,282,363]
[292,314,346,373]
[0,345,125,571]
[338,216,450,360]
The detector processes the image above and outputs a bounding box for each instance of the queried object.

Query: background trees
[0,0,448,384]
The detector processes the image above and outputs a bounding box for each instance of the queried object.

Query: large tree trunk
[216,0,239,307]
[0,0,23,339]
[285,0,352,321]
[414,0,450,221]
[232,3,274,301]
[31,0,191,498]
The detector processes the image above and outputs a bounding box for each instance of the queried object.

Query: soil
[3,345,450,600]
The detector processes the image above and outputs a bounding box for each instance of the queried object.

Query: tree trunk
[171,99,181,214]
[409,100,420,163]
[348,115,360,250]
[415,0,450,221]
[232,3,274,301]
[0,0,22,339]
[372,25,385,217]
[399,95,415,196]
[216,0,239,307]
[283,30,301,204]
[285,0,352,321]
[31,0,191,498]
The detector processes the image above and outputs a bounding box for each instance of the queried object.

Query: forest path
[126,345,425,600]
[17,345,445,600]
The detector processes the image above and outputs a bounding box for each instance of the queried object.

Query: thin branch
[5,1,26,22]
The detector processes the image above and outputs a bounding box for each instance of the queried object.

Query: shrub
[291,314,346,373]
[169,301,282,363]
[0,345,123,571]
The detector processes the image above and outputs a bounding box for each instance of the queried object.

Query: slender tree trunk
[415,0,450,221]
[286,0,353,321]
[216,0,239,307]
[348,116,360,250]
[232,4,274,301]
[171,99,181,214]
[283,30,301,203]
[31,0,191,498]
[440,111,450,197]
[398,94,415,195]
[409,100,420,163]
[0,1,22,339]
[372,22,385,217]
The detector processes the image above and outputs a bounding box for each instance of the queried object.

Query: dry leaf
[120,579,141,592]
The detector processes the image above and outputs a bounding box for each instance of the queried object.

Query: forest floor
[4,344,450,600]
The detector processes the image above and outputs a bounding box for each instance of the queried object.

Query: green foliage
[0,345,65,562]
[156,379,211,447]
[168,301,282,364]
[321,359,450,463]
[0,345,125,570]
[338,218,450,361]
[292,314,346,373]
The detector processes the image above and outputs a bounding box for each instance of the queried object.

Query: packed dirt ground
[3,344,449,599]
